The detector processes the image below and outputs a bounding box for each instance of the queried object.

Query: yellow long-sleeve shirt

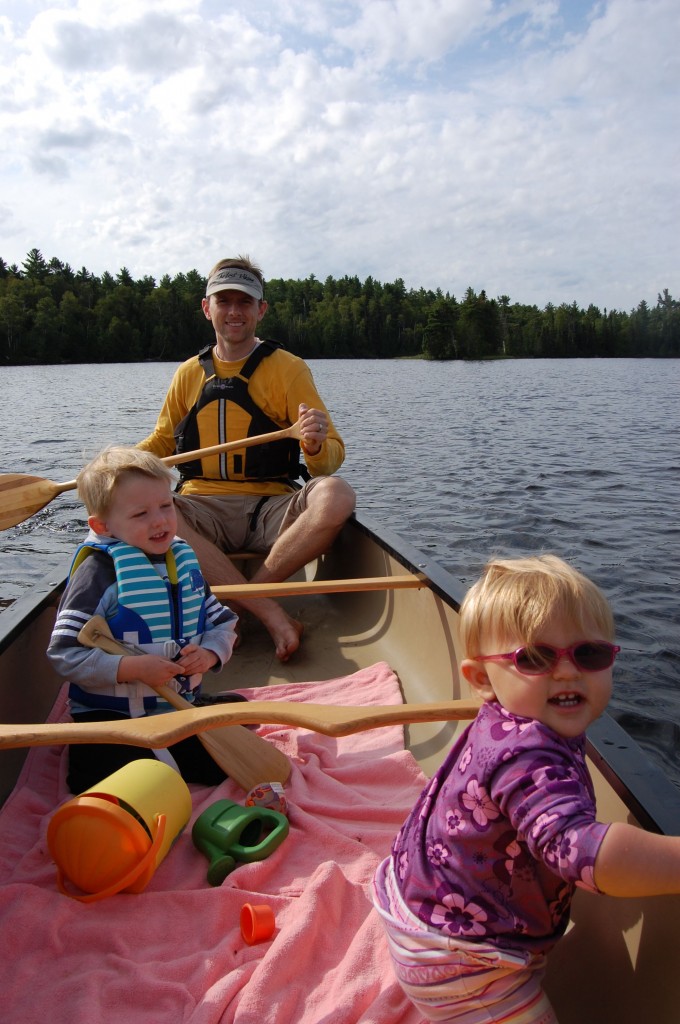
[139,344,345,497]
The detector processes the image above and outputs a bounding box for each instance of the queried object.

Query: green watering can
[192,798,289,886]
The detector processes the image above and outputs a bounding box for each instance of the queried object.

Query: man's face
[202,289,267,349]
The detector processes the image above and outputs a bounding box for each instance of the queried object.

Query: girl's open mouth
[549,693,584,708]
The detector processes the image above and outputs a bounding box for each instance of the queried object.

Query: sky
[0,0,678,311]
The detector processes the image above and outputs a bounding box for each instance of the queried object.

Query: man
[138,256,356,661]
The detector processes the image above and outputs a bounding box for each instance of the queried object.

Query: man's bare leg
[251,477,357,584]
[174,509,303,661]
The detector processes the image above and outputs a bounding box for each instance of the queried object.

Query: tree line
[1,249,678,365]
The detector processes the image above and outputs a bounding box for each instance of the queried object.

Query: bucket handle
[56,813,167,903]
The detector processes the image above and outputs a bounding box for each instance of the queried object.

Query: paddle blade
[0,474,77,531]
[156,683,291,789]
[197,726,291,788]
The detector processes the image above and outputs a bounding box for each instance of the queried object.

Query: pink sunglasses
[474,641,621,676]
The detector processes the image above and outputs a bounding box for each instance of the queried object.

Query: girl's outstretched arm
[594,822,680,896]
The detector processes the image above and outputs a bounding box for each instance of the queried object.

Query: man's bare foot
[271,614,304,662]
[227,596,304,662]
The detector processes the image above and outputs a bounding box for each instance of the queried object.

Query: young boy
[48,446,239,792]
[373,554,680,1023]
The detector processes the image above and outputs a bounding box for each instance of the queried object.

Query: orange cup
[240,903,275,945]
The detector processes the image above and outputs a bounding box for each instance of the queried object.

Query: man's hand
[298,402,328,455]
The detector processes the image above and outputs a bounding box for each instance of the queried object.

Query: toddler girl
[373,554,680,1023]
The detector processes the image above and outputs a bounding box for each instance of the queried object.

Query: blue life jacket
[68,539,207,715]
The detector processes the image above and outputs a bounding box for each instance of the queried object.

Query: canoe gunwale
[586,713,680,835]
[0,556,69,655]
[349,512,465,611]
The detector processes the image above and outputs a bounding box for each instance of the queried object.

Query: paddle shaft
[14,421,303,495]
[77,618,291,790]
[211,574,426,600]
[0,420,302,531]
[162,421,301,466]
[0,697,481,750]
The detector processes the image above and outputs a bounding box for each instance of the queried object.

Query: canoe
[1,510,680,1023]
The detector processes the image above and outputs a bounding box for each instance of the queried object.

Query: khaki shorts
[173,478,324,553]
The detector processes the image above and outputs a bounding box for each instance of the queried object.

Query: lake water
[1,358,678,786]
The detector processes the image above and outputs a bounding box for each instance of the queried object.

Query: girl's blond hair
[459,554,615,655]
[77,447,175,519]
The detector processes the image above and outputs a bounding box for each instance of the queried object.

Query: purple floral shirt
[392,701,609,954]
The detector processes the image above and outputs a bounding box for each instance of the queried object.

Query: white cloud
[333,0,493,67]
[0,0,678,310]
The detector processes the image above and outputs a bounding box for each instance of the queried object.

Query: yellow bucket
[47,759,192,902]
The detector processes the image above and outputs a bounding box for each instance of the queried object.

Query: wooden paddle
[77,617,291,791]
[0,420,303,531]
[0,696,481,750]
[211,574,426,600]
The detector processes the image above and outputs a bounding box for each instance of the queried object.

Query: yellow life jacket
[173,342,305,485]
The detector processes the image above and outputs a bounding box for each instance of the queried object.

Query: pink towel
[0,664,428,1023]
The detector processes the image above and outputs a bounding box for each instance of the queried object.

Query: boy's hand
[116,654,188,690]
[174,643,219,676]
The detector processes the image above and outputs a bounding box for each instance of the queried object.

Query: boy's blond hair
[459,554,615,656]
[77,447,175,519]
